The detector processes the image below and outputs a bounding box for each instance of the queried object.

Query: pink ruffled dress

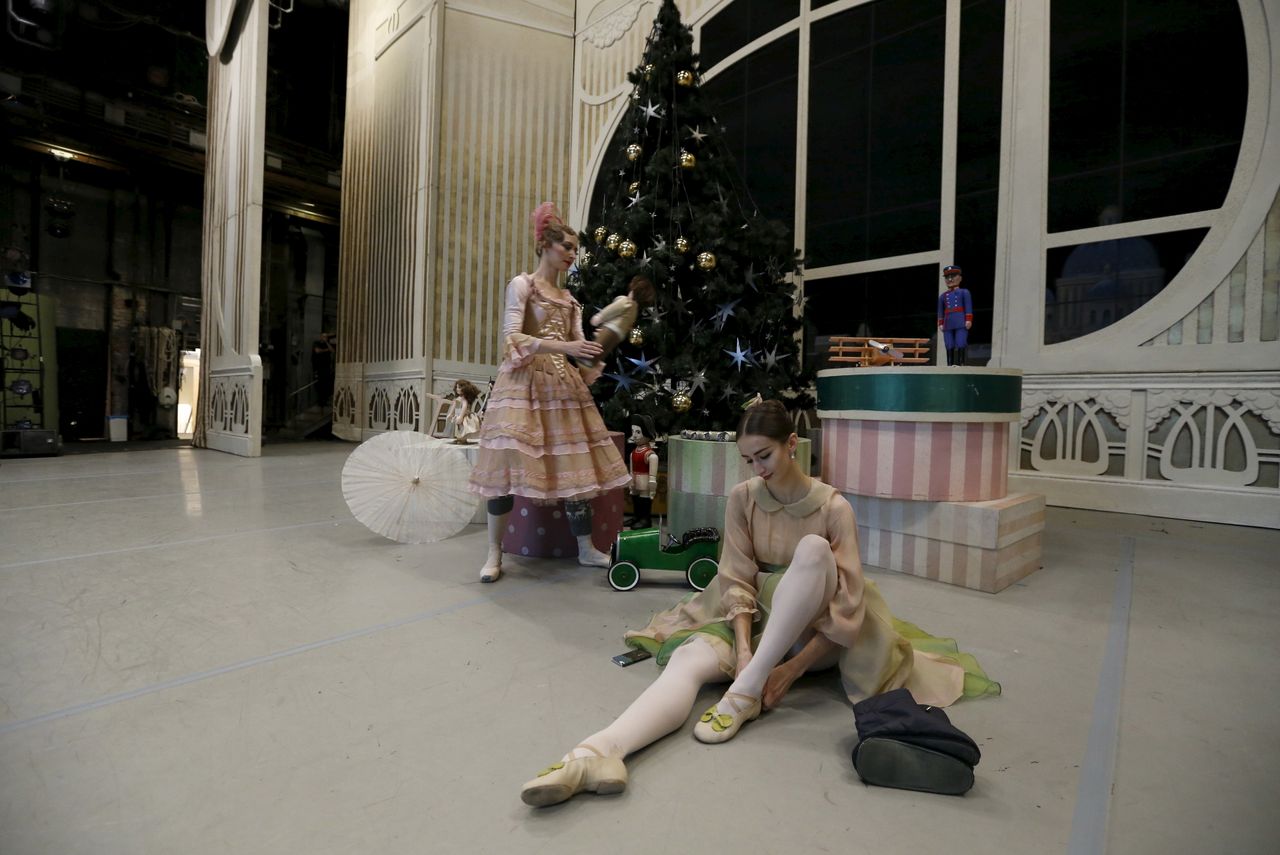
[468,275,629,502]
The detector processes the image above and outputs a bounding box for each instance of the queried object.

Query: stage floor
[0,442,1275,855]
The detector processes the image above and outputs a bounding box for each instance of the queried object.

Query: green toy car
[608,526,721,592]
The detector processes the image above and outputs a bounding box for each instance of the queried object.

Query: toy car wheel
[686,557,718,591]
[608,561,640,592]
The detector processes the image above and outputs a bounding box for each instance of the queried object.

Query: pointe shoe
[520,744,627,807]
[693,692,762,744]
[577,546,610,568]
[575,536,611,568]
[479,546,502,583]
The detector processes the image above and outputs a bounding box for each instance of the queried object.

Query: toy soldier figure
[628,414,660,529]
[937,265,972,366]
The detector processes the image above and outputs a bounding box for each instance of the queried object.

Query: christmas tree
[574,0,812,436]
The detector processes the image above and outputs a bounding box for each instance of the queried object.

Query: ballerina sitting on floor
[520,398,999,807]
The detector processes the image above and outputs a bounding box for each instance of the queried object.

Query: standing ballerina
[468,203,631,582]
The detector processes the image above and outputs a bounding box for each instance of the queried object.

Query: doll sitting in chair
[446,380,482,444]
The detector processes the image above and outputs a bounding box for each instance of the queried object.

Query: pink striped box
[822,419,1010,502]
[857,526,1042,593]
[846,492,1045,593]
[845,492,1044,550]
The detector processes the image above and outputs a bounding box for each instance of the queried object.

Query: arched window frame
[576,0,1276,372]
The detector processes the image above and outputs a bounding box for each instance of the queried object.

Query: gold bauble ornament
[618,239,637,258]
[626,143,643,161]
[606,233,621,251]
[679,150,696,170]
[676,70,694,87]
[674,237,691,254]
[628,327,644,346]
[672,390,692,413]
[644,64,655,80]
[697,251,717,271]
[629,181,640,193]
[578,249,592,267]
[593,225,608,244]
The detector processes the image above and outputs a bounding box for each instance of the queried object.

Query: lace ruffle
[479,413,614,452]
[504,332,541,368]
[480,434,620,458]
[469,446,630,501]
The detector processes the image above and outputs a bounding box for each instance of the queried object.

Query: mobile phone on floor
[611,648,653,667]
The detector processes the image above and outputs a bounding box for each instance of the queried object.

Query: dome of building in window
[1061,236,1160,280]
[1085,276,1120,300]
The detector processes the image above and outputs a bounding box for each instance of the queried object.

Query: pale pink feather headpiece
[530,202,564,243]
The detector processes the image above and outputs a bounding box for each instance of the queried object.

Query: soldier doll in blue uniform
[937,264,973,366]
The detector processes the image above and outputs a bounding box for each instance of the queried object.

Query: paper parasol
[342,431,478,543]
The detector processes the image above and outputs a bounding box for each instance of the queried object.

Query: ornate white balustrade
[1012,373,1280,528]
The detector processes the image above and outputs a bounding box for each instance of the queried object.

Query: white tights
[720,534,838,715]
[570,534,838,761]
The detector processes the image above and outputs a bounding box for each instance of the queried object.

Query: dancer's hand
[563,340,603,360]
[762,662,802,710]
[735,648,753,678]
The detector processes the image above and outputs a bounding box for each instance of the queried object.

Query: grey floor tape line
[1067,537,1135,855]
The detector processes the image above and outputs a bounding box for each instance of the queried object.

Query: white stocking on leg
[565,500,611,568]
[480,511,509,582]
[569,638,727,761]
[715,534,837,717]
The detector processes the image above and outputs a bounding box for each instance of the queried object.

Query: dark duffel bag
[851,688,981,796]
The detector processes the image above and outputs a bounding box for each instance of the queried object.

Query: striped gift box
[668,436,813,496]
[666,437,812,537]
[666,490,730,538]
[847,492,1044,593]
[858,526,1042,594]
[844,492,1044,550]
[822,419,1010,502]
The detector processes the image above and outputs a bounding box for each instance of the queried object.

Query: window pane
[1048,0,1245,231]
[1045,228,1207,344]
[703,34,799,225]
[701,0,800,70]
[956,0,1005,198]
[805,264,941,367]
[807,0,946,267]
[954,0,1006,358]
[953,189,999,351]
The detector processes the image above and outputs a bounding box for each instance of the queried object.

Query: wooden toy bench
[827,336,931,366]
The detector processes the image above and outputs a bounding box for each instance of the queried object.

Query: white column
[196,0,270,456]
[988,0,1050,369]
